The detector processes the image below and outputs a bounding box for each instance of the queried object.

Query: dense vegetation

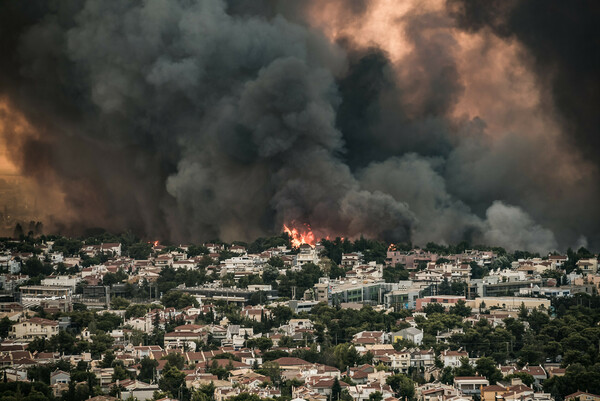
[1,231,599,401]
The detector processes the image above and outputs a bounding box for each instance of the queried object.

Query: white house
[441,349,469,368]
[50,370,70,386]
[396,327,423,345]
[100,243,122,256]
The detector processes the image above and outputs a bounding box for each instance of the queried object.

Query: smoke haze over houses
[0,0,598,253]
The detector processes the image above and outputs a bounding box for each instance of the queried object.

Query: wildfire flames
[283,223,316,248]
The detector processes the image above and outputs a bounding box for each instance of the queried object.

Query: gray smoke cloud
[0,0,598,252]
[482,201,557,255]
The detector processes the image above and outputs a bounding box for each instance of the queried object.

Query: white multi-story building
[172,260,196,270]
[41,275,81,291]
[293,245,320,268]
[100,243,122,256]
[341,253,363,267]
[49,252,64,264]
[577,258,598,275]
[126,315,154,334]
[441,349,469,368]
[10,317,59,340]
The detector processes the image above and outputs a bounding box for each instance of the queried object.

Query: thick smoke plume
[0,0,598,252]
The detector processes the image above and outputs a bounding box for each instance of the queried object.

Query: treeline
[319,236,388,264]
[3,230,597,270]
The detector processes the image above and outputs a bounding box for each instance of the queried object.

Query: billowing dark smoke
[447,0,600,164]
[0,0,598,252]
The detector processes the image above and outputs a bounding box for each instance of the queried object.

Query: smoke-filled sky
[0,0,598,253]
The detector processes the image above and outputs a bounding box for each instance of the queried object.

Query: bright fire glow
[283,223,315,248]
[0,100,24,176]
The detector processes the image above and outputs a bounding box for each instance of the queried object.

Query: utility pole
[467,277,471,299]
[105,285,110,309]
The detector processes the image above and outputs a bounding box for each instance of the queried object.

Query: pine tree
[332,377,342,401]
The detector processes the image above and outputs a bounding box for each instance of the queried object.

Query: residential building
[416,296,465,311]
[50,370,70,386]
[441,349,468,368]
[577,259,598,275]
[565,392,600,401]
[10,317,59,340]
[465,297,550,312]
[392,327,423,345]
[453,377,489,395]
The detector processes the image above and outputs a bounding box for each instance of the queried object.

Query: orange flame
[283,223,315,248]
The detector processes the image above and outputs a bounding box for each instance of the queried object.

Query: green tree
[383,264,410,283]
[386,374,415,400]
[102,272,120,286]
[22,258,52,276]
[112,364,130,382]
[96,313,123,332]
[158,364,186,397]
[192,382,216,401]
[262,265,280,286]
[340,389,354,401]
[89,332,114,359]
[332,377,342,401]
[207,360,229,380]
[27,337,49,353]
[470,262,489,279]
[518,302,529,320]
[440,367,454,384]
[246,337,273,352]
[111,296,131,310]
[438,278,453,295]
[332,343,360,370]
[256,361,281,385]
[518,344,544,365]
[475,357,503,384]
[526,308,550,333]
[271,305,293,326]
[27,365,51,384]
[0,317,14,338]
[505,372,534,387]
[125,304,150,319]
[449,299,472,317]
[187,245,209,258]
[49,330,78,355]
[369,391,383,401]
[423,303,446,315]
[161,291,199,308]
[162,353,185,370]
[128,243,152,260]
[267,257,284,268]
[128,329,146,346]
[454,357,475,377]
[138,357,158,383]
[101,350,116,368]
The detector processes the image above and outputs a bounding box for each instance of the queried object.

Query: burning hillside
[283,223,316,248]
